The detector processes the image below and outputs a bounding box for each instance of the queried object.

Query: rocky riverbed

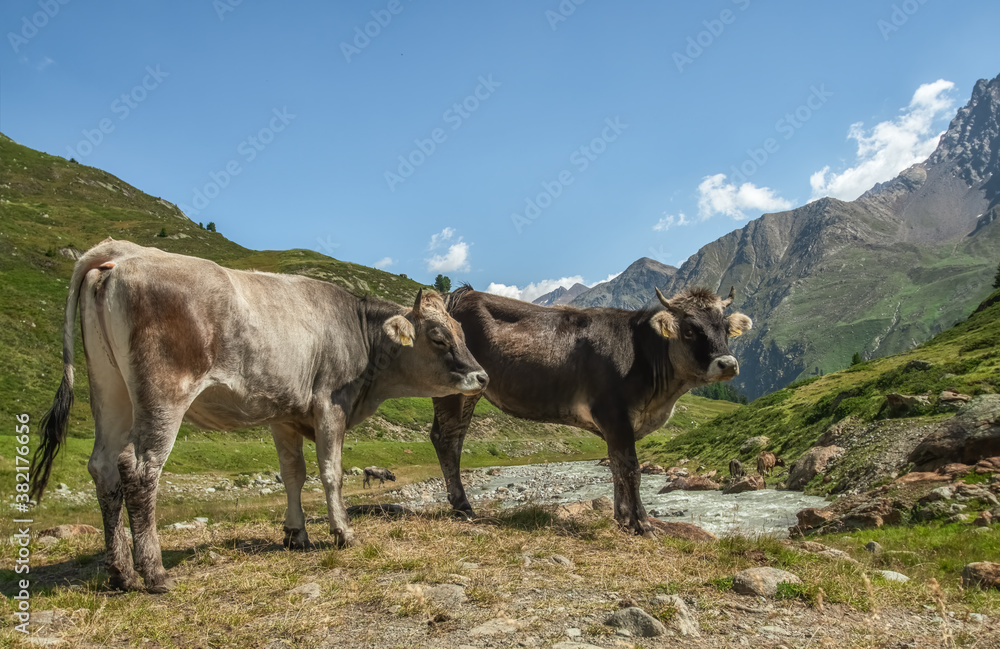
[387,461,829,538]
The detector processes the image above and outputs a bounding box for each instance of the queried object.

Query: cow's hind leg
[431,394,480,518]
[118,408,184,593]
[87,366,142,591]
[271,422,310,550]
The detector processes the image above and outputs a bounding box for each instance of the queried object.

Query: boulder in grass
[38,524,100,539]
[733,567,803,598]
[962,562,1000,590]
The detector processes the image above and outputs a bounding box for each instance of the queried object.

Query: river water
[395,460,830,538]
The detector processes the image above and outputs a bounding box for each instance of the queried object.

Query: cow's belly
[185,384,311,430]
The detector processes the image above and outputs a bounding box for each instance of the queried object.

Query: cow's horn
[655,287,670,308]
[721,286,735,308]
[413,289,423,317]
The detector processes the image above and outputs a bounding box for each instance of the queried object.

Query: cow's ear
[650,310,678,339]
[727,313,753,337]
[384,315,415,347]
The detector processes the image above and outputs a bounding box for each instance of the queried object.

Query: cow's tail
[30,241,114,502]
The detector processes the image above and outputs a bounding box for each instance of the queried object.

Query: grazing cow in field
[729,458,745,479]
[431,285,752,535]
[363,466,396,488]
[30,239,487,593]
[756,451,785,477]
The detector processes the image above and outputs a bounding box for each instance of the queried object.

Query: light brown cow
[30,239,487,593]
[756,451,785,477]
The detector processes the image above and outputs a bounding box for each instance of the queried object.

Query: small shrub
[708,576,733,591]
[775,581,807,600]
[158,227,167,238]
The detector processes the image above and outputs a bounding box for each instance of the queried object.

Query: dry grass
[1,506,997,648]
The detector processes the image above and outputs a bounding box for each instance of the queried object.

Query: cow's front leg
[271,422,311,550]
[314,403,356,548]
[605,432,650,536]
[431,394,480,518]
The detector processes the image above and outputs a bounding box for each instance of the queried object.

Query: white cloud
[427,241,470,273]
[697,174,793,220]
[373,257,394,270]
[809,79,956,201]
[653,212,689,232]
[427,227,456,250]
[424,228,471,273]
[35,56,54,72]
[486,274,613,303]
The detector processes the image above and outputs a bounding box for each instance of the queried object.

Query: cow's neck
[343,298,412,427]
[632,335,692,439]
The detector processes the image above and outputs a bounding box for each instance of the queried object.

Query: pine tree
[993,260,1000,289]
[851,352,863,366]
[433,274,451,293]
[206,222,217,233]
[157,227,167,238]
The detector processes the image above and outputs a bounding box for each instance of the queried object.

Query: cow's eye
[683,329,697,341]
[431,336,448,348]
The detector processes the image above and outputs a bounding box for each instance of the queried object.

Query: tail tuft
[29,366,74,502]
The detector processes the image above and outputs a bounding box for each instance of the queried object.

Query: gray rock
[551,643,608,649]
[551,554,574,568]
[422,584,467,607]
[605,607,666,638]
[469,617,519,636]
[733,567,803,598]
[787,445,844,490]
[652,594,700,637]
[287,582,321,599]
[875,570,910,583]
[759,625,791,636]
[565,627,582,637]
[740,436,770,453]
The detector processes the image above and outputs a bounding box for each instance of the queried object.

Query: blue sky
[3,1,1000,301]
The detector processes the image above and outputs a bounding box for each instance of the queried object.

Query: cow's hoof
[108,572,144,592]
[145,575,176,594]
[452,507,476,521]
[283,528,312,550]
[331,528,357,549]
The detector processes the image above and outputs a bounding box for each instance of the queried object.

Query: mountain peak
[927,72,1000,186]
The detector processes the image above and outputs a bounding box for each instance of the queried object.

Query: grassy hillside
[649,287,1000,474]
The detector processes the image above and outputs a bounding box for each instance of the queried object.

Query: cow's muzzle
[707,355,739,381]
[457,370,489,394]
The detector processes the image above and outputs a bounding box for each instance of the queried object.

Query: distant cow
[729,458,745,479]
[30,239,487,593]
[363,466,396,488]
[431,285,752,535]
[756,451,785,477]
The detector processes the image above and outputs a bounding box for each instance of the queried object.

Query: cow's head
[386,470,397,482]
[383,290,488,397]
[649,286,752,384]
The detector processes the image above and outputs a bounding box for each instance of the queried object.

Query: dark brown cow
[363,466,396,488]
[729,458,745,479]
[431,285,752,535]
[756,451,785,477]
[30,239,487,593]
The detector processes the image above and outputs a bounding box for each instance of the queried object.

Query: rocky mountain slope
[572,74,1000,399]
[531,282,589,306]
[570,257,677,309]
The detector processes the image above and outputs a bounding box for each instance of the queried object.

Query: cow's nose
[471,370,489,389]
[713,355,739,376]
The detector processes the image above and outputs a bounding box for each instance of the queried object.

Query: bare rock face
[787,445,845,490]
[723,474,765,494]
[647,520,717,542]
[605,607,666,638]
[733,567,803,598]
[909,395,1000,470]
[882,393,932,418]
[658,475,720,494]
[962,562,1000,590]
[791,496,905,536]
[740,436,770,454]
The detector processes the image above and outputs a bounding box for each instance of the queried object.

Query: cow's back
[448,290,638,428]
[88,243,367,430]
